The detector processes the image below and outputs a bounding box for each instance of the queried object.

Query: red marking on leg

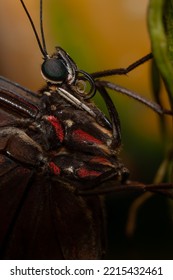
[47,116,64,142]
[72,129,102,144]
[77,167,101,178]
[49,161,61,175]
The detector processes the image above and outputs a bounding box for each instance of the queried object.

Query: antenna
[40,0,47,55]
[19,0,48,58]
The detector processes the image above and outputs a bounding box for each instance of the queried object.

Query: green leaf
[148,0,173,108]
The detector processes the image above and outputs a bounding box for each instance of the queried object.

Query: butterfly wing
[0,78,105,259]
[0,167,104,259]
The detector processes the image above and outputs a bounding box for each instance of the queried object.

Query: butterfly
[0,0,172,259]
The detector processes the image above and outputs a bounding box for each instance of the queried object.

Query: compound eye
[41,58,68,83]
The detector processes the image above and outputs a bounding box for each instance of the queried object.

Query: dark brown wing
[0,77,105,259]
[0,164,104,259]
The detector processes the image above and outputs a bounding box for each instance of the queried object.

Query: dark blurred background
[0,0,172,259]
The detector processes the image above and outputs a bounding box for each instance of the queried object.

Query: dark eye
[41,58,68,83]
